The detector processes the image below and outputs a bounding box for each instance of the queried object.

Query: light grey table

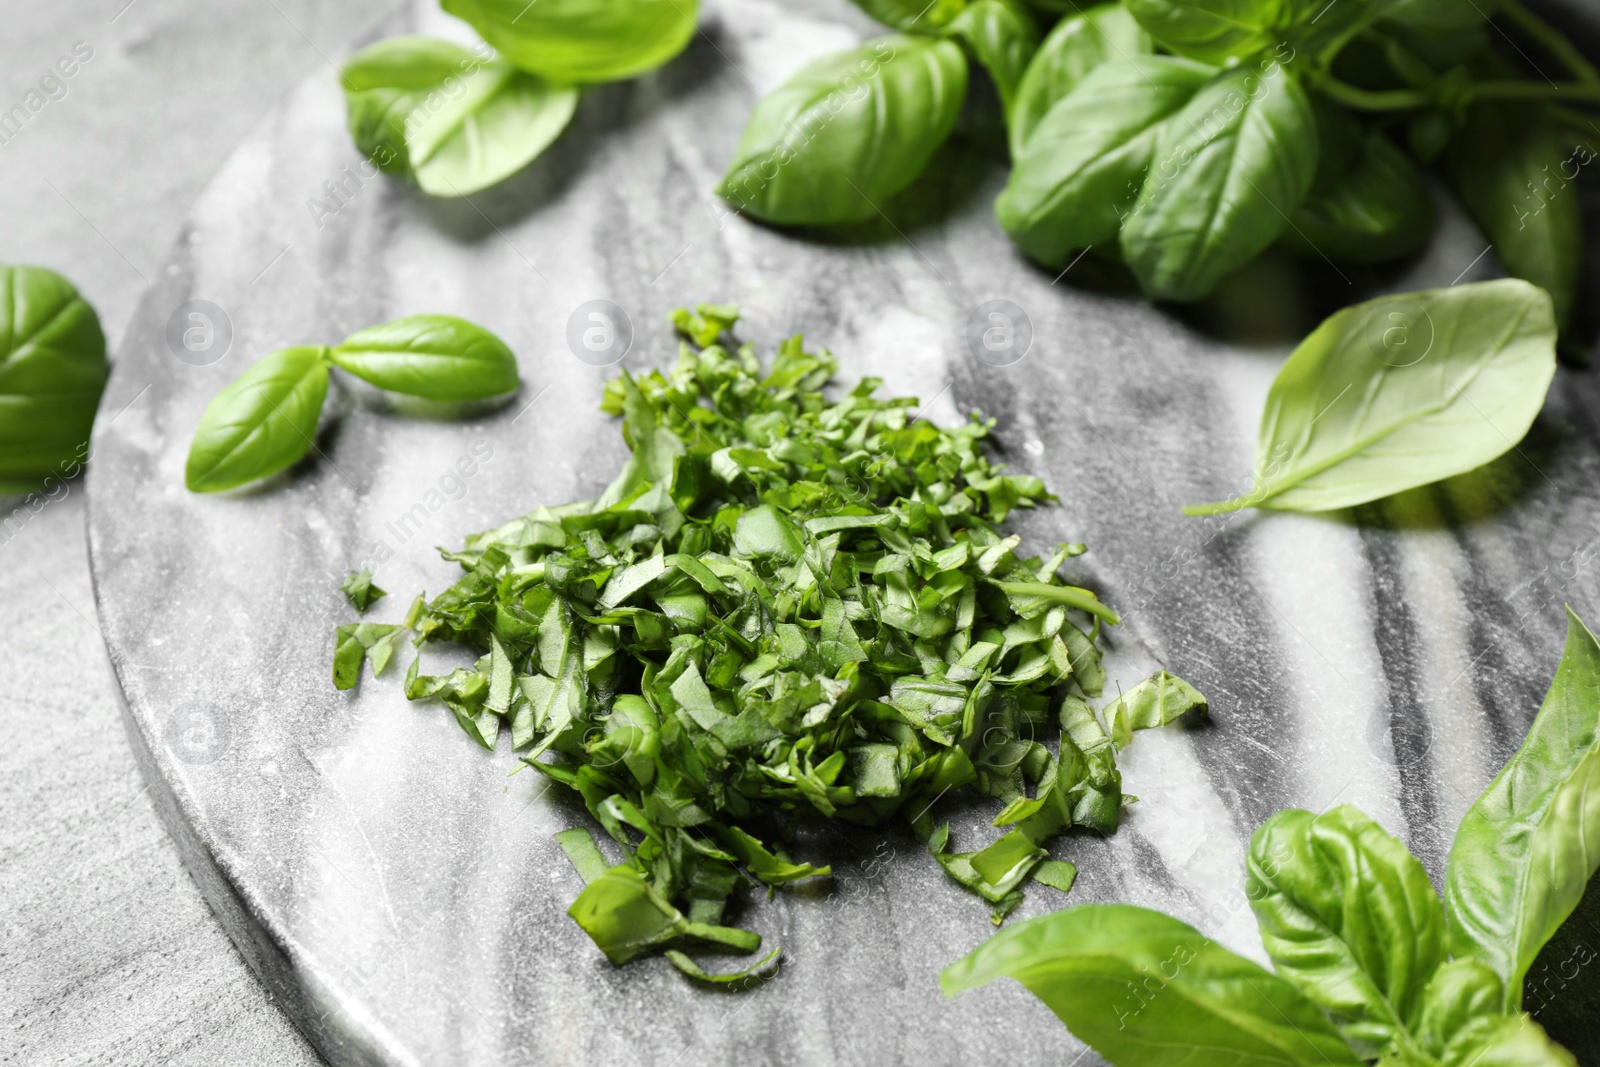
[0,4,389,1063]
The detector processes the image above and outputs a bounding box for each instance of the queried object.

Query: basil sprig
[336,305,1209,976]
[1185,279,1558,515]
[184,314,518,493]
[0,265,107,495]
[944,607,1600,1066]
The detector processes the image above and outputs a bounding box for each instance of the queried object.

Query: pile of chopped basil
[335,305,1205,980]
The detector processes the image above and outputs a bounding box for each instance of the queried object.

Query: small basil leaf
[1281,129,1434,264]
[333,623,404,690]
[1125,0,1296,64]
[1104,669,1206,748]
[941,903,1363,1066]
[1417,958,1505,1059]
[1184,279,1557,515]
[341,569,387,613]
[1445,104,1582,329]
[342,37,578,199]
[946,0,1041,115]
[1246,806,1445,1057]
[851,0,968,30]
[1120,63,1319,301]
[1445,606,1600,1012]
[1379,0,1494,70]
[1010,3,1152,155]
[0,265,107,493]
[439,0,698,83]
[185,346,330,493]
[718,36,968,226]
[998,56,1211,268]
[330,314,519,400]
[1440,1013,1577,1067]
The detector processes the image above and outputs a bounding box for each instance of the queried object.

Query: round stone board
[87,1,1600,1063]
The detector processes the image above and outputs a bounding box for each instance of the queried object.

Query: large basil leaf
[1281,129,1434,264]
[1184,279,1557,515]
[942,903,1362,1066]
[330,314,520,400]
[1120,63,1319,301]
[185,347,330,493]
[1441,1014,1577,1067]
[342,37,578,198]
[440,0,699,83]
[853,0,968,31]
[1010,3,1151,155]
[1125,0,1297,63]
[1247,806,1444,1057]
[998,56,1211,268]
[718,36,968,226]
[947,0,1040,115]
[0,265,107,493]
[1446,104,1581,329]
[1445,607,1600,1012]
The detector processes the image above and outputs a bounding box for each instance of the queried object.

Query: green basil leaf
[333,623,404,690]
[340,568,387,613]
[185,346,330,493]
[439,0,698,83]
[1246,806,1445,1057]
[1121,63,1319,301]
[1440,1013,1577,1067]
[1105,670,1207,748]
[342,37,578,198]
[1125,0,1297,64]
[718,36,968,226]
[947,0,1041,115]
[851,0,968,31]
[1417,958,1505,1059]
[1445,606,1600,1012]
[1010,3,1152,155]
[0,265,107,493]
[1445,104,1582,329]
[1184,279,1557,515]
[941,903,1363,1066]
[998,56,1210,267]
[330,314,519,400]
[1281,129,1434,264]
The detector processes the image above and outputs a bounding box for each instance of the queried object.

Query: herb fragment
[341,569,387,613]
[339,306,1206,972]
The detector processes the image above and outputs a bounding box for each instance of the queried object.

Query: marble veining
[86,1,1600,1063]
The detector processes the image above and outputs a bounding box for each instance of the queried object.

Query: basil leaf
[341,569,386,613]
[439,0,699,83]
[1417,958,1505,1059]
[554,826,610,882]
[343,37,577,198]
[1440,1014,1577,1067]
[0,265,107,494]
[947,0,1040,115]
[1125,0,1297,64]
[1009,3,1152,156]
[333,623,404,690]
[1246,806,1445,1057]
[718,36,968,226]
[1445,606,1600,1012]
[1184,279,1557,515]
[1445,104,1582,329]
[1282,129,1434,264]
[998,56,1210,268]
[1105,669,1207,748]
[851,0,967,31]
[1121,63,1319,301]
[185,346,330,493]
[941,903,1363,1066]
[330,314,519,400]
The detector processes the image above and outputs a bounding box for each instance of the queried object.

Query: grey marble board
[86,1,1600,1064]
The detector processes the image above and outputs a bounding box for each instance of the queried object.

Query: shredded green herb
[337,305,1206,978]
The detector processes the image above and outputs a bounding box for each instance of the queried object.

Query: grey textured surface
[79,1,1600,1065]
[0,3,389,1065]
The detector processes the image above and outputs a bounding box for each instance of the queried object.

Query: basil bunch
[0,265,107,496]
[721,0,1599,314]
[184,314,518,492]
[944,605,1600,1067]
[341,0,698,198]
